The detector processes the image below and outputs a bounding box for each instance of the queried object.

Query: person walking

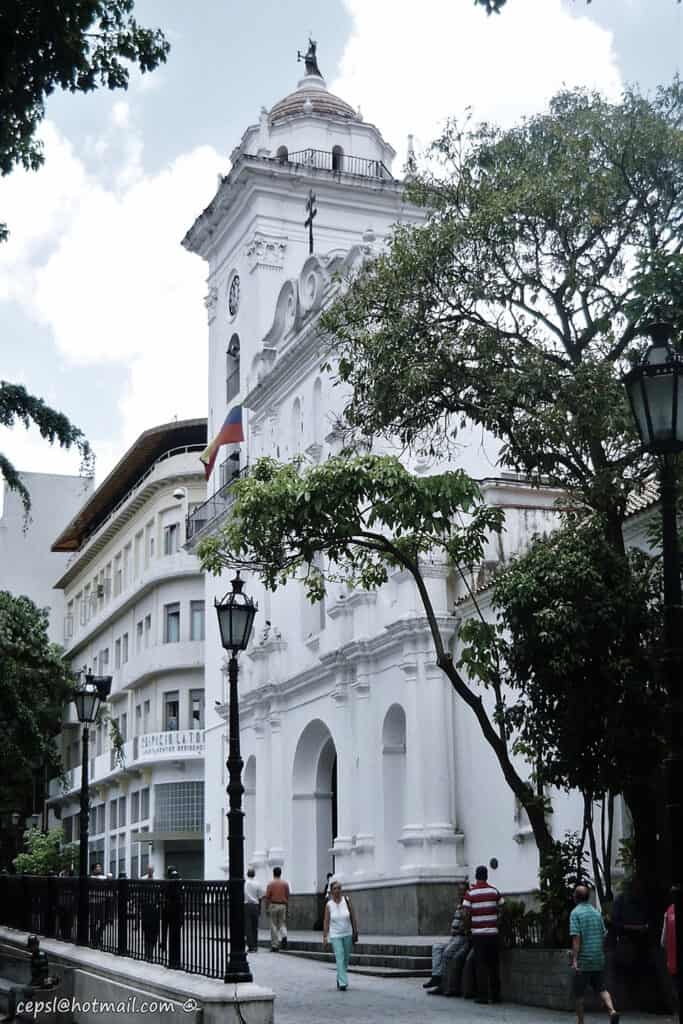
[245,868,264,953]
[570,884,619,1024]
[323,878,359,991]
[265,866,290,951]
[462,864,504,1004]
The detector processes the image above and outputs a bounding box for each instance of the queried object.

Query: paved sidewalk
[250,931,675,1024]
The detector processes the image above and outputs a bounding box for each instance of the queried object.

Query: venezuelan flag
[200,405,244,480]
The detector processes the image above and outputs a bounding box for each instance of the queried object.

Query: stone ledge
[0,929,274,1024]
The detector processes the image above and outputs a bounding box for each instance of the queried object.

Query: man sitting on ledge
[423,906,471,996]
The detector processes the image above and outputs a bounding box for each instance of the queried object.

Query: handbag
[345,896,359,943]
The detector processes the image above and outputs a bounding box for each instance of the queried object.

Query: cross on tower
[304,189,317,255]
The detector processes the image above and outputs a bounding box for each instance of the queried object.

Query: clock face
[228,274,240,317]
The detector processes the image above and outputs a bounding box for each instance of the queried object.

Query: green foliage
[0,381,94,513]
[323,81,683,528]
[0,0,169,237]
[13,826,74,875]
[97,704,125,768]
[538,833,592,945]
[616,834,637,885]
[0,592,76,816]
[490,518,665,800]
[198,454,503,601]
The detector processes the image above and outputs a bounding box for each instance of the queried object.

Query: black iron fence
[0,876,231,980]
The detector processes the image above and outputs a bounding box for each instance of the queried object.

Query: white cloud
[332,0,622,167]
[0,120,226,482]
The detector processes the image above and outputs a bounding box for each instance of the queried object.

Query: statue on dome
[297,37,321,77]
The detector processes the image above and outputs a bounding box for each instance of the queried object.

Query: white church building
[183,46,629,932]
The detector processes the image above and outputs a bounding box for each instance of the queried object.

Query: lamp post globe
[72,671,111,945]
[623,318,683,1006]
[215,572,257,984]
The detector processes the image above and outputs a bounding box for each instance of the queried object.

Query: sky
[0,0,681,490]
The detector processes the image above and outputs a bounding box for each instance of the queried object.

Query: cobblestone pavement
[246,949,676,1024]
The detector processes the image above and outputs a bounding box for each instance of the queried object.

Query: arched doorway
[382,704,407,876]
[292,720,338,892]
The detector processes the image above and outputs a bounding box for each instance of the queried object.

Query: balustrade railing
[286,148,392,179]
[186,466,248,542]
[0,875,231,979]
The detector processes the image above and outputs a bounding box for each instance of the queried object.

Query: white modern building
[0,471,93,643]
[183,50,630,930]
[47,419,208,880]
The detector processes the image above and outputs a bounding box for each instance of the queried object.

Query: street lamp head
[73,679,102,724]
[215,572,258,653]
[624,320,683,455]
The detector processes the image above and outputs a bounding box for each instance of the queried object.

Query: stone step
[276,947,432,974]
[263,939,433,957]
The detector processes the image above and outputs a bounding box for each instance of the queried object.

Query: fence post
[117,878,128,956]
[45,875,57,938]
[165,879,184,970]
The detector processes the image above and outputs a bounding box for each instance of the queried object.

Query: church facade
[183,48,627,931]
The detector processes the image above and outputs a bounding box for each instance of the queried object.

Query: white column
[399,658,426,872]
[350,665,376,879]
[420,663,459,869]
[267,712,285,868]
[251,718,268,874]
[331,677,353,879]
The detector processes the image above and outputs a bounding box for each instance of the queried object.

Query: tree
[470,518,667,902]
[0,592,75,826]
[322,81,683,550]
[1,0,169,240]
[13,826,75,875]
[198,454,560,859]
[0,381,94,513]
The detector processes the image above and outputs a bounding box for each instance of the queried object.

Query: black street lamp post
[215,572,257,984]
[624,319,683,1003]
[72,672,111,946]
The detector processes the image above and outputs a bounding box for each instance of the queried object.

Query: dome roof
[269,74,359,124]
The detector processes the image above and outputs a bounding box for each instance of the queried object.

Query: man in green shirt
[569,885,619,1024]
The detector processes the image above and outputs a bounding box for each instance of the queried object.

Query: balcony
[285,148,393,180]
[186,466,248,544]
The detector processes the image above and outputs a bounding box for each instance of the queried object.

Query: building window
[96,805,105,834]
[136,620,143,653]
[123,543,132,588]
[120,713,128,742]
[163,603,180,643]
[163,523,180,555]
[114,638,121,669]
[144,613,152,648]
[99,648,109,674]
[89,807,96,833]
[96,724,103,757]
[143,700,150,733]
[190,600,205,641]
[131,791,139,824]
[189,689,204,729]
[145,522,155,565]
[332,145,344,171]
[134,531,143,578]
[154,781,204,833]
[135,703,142,735]
[164,691,179,731]
[114,555,122,597]
[140,788,150,820]
[122,633,129,664]
[63,816,72,844]
[226,334,240,402]
[109,837,117,878]
[110,801,118,830]
[118,796,126,827]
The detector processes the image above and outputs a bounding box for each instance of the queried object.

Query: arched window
[226,334,240,402]
[332,146,344,172]
[276,145,289,164]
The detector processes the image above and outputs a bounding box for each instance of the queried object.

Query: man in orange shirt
[265,866,290,951]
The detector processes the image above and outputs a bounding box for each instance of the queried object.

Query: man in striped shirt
[462,865,504,1004]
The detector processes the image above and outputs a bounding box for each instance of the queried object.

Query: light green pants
[330,934,353,988]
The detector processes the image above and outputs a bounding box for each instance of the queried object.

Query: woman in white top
[322,879,359,990]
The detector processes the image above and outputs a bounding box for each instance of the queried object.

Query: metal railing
[186,466,249,543]
[285,148,393,180]
[0,875,231,979]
